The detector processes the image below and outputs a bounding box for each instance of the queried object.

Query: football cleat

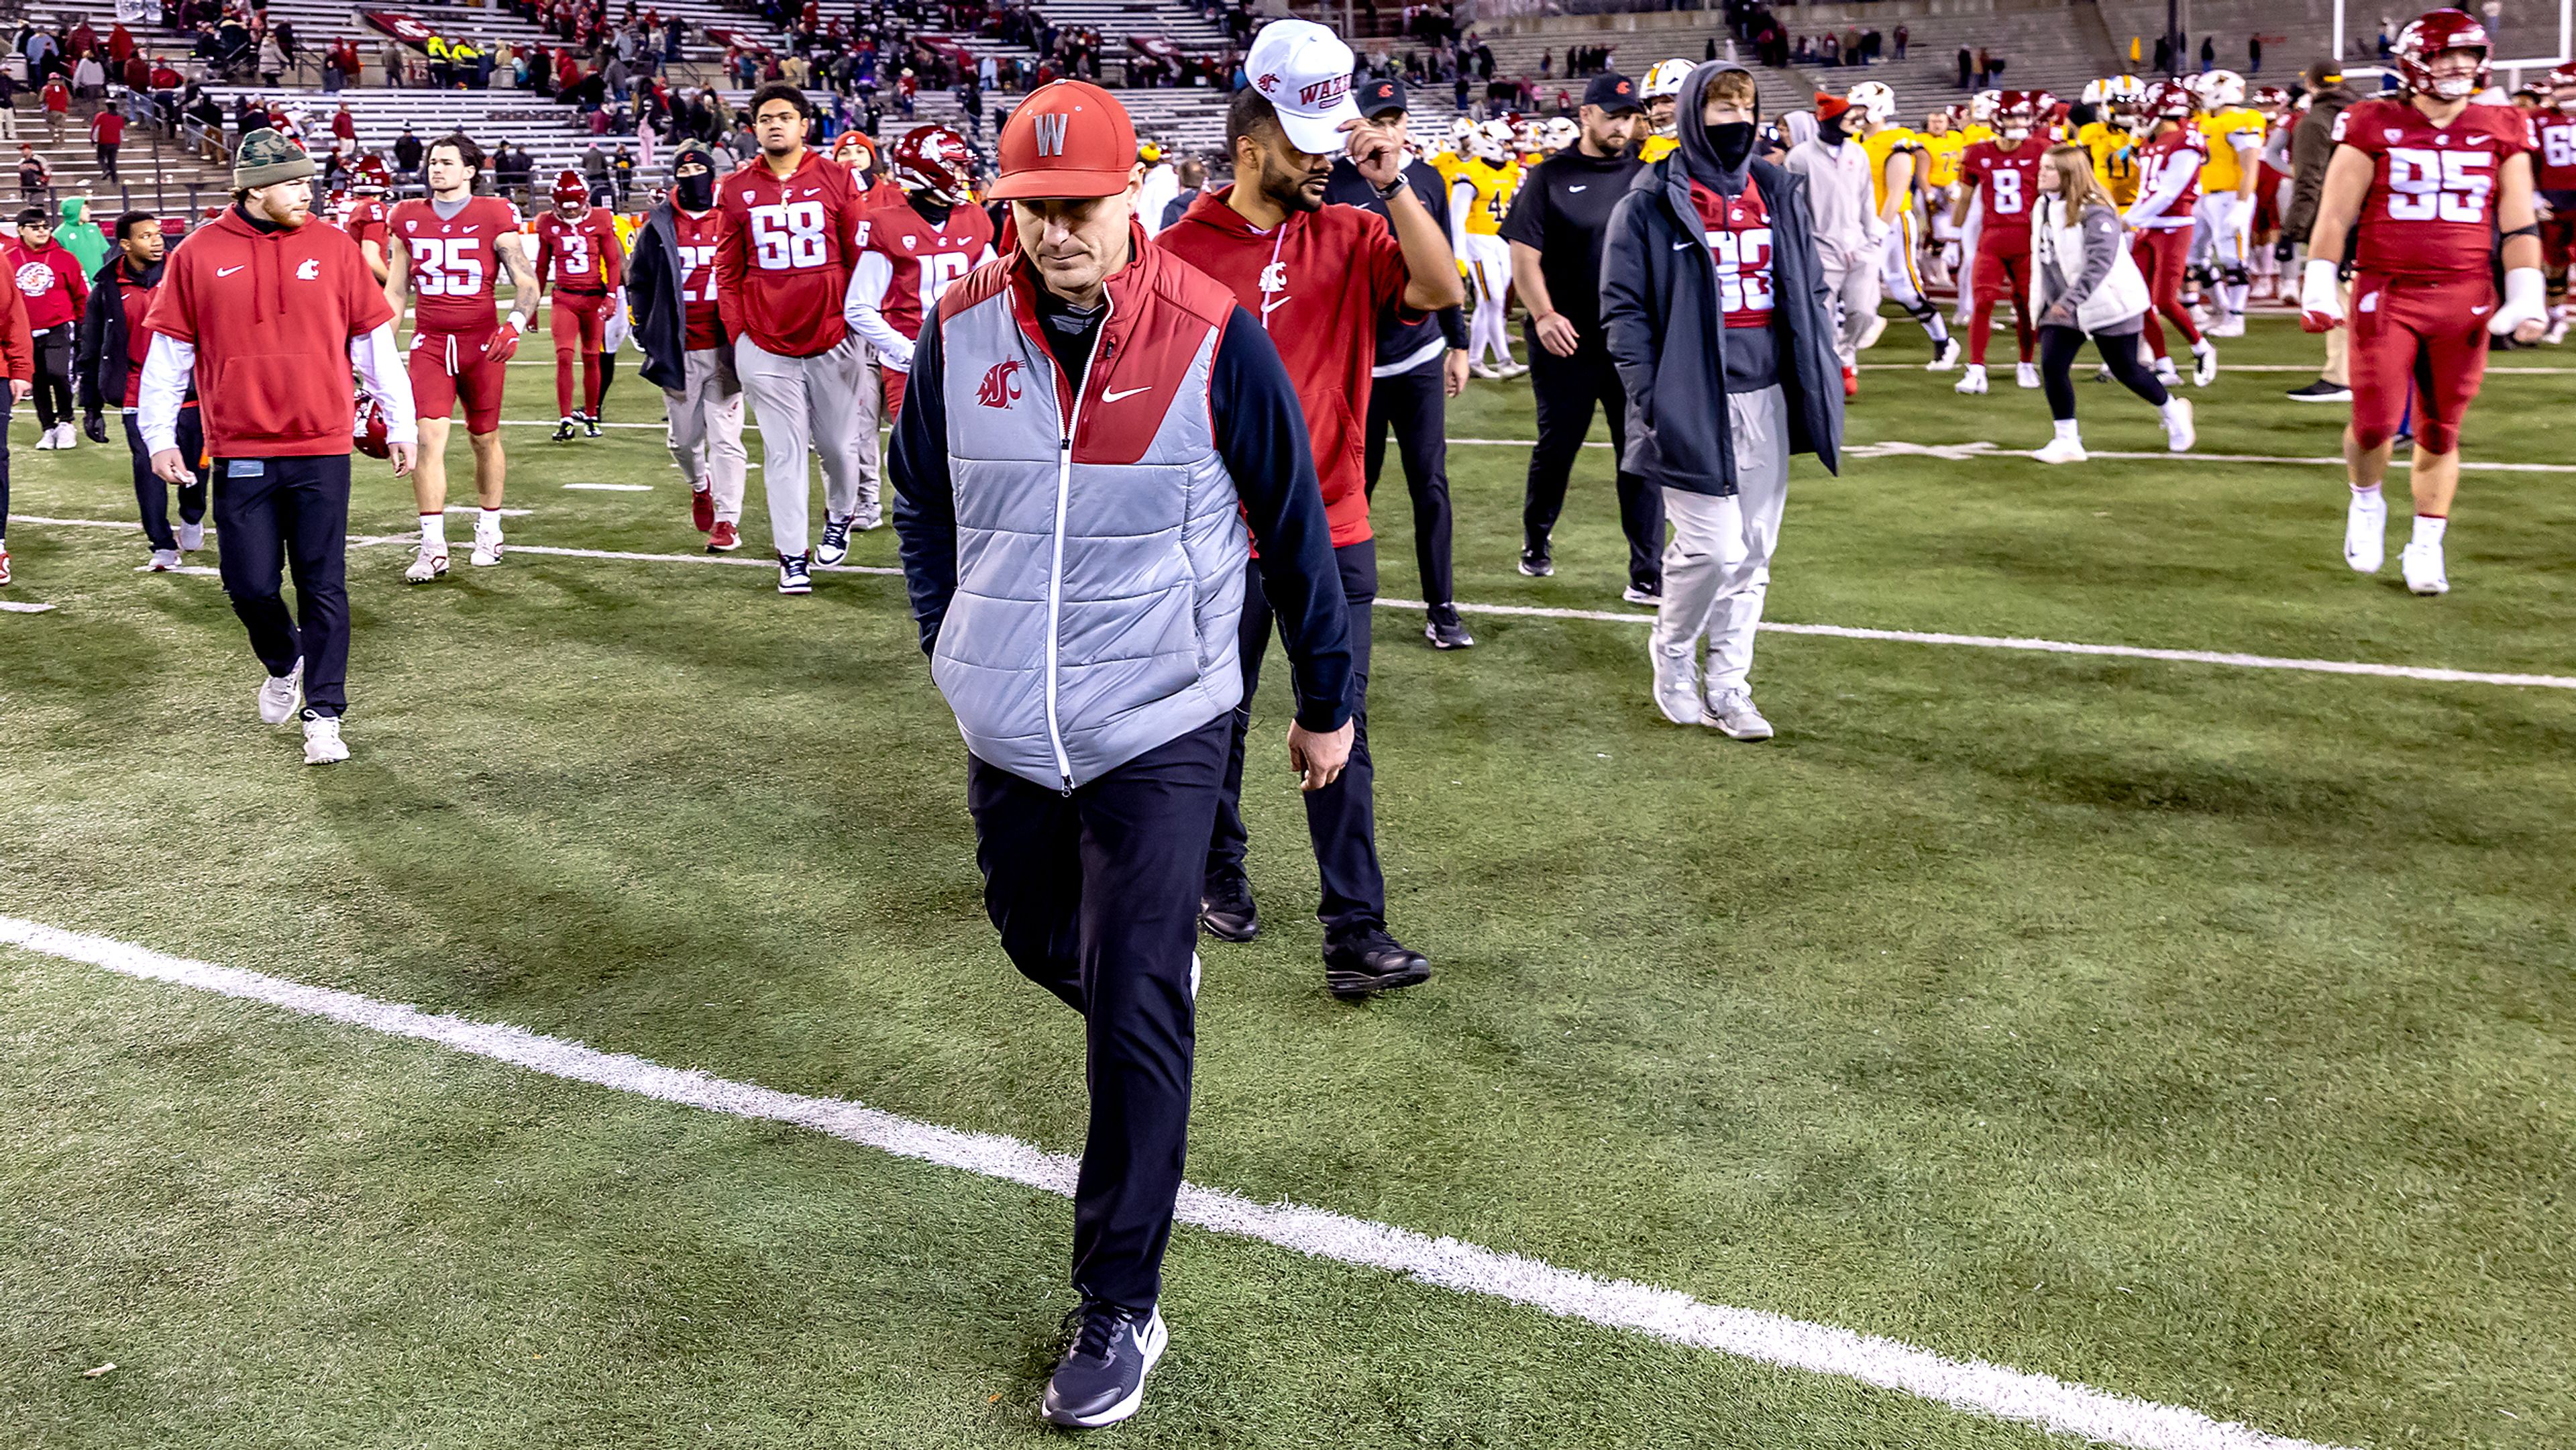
[2204,313,2246,338]
[1497,361,1529,379]
[1925,335,1961,370]
[1468,361,1500,380]
[0,549,11,586]
[1841,365,1859,398]
[470,527,504,567]
[1954,363,1989,395]
[148,548,183,571]
[777,552,813,594]
[2191,339,2219,387]
[2033,433,2088,464]
[2153,354,2182,386]
[2015,362,2041,389]
[552,416,579,442]
[1704,689,1774,741]
[2400,538,2449,596]
[581,413,602,439]
[404,546,450,584]
[257,660,305,725]
[706,519,741,553]
[690,484,715,533]
[815,513,855,566]
[2160,397,2196,452]
[302,713,350,765]
[2345,490,2387,574]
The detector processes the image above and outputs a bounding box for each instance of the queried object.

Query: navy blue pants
[1360,354,1454,609]
[1207,539,1384,938]
[0,394,11,542]
[1523,332,1663,591]
[967,713,1230,1314]
[211,454,352,717]
[128,411,207,552]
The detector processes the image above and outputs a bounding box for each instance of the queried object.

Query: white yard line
[1446,438,2576,472]
[0,601,56,613]
[562,482,653,491]
[0,913,2353,1450]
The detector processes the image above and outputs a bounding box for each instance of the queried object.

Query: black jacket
[1601,70,1841,497]
[75,254,189,417]
[625,200,734,393]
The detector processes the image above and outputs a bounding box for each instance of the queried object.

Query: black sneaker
[1621,579,1662,606]
[580,412,603,438]
[1323,928,1430,999]
[1199,884,1259,942]
[1424,605,1475,650]
[1041,1300,1167,1429]
[2284,378,2352,402]
[1517,547,1553,578]
[551,415,578,442]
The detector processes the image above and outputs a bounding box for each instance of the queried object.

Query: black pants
[30,326,74,431]
[128,411,206,551]
[1360,354,1454,609]
[2039,324,2168,422]
[0,394,11,539]
[1207,539,1383,937]
[1523,331,1662,589]
[211,454,352,717]
[96,142,118,180]
[967,713,1230,1314]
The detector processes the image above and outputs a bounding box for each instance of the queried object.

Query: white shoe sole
[304,735,350,765]
[1041,1313,1167,1428]
[405,554,451,584]
[1707,715,1774,741]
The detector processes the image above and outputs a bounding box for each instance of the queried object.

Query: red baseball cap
[989,81,1138,200]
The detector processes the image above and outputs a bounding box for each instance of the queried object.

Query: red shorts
[551,289,611,353]
[2540,209,2576,276]
[2349,271,2491,456]
[409,327,508,433]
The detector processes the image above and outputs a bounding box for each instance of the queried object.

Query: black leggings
[30,326,74,430]
[2039,324,2168,423]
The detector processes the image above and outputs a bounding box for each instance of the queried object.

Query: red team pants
[2349,272,2491,456]
[2130,226,2204,360]
[880,364,907,421]
[1970,246,2034,365]
[409,328,508,434]
[551,289,612,417]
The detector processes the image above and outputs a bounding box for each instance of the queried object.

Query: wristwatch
[1375,176,1407,201]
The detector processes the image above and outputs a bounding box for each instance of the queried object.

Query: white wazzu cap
[1244,19,1363,155]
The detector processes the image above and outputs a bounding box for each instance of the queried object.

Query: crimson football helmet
[352,387,392,460]
[551,168,588,211]
[889,125,974,205]
[2392,9,2491,100]
[2546,62,2576,106]
[2147,80,2198,121]
[352,154,392,193]
[1994,90,2038,136]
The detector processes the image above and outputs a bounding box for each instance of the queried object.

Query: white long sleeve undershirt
[844,251,912,372]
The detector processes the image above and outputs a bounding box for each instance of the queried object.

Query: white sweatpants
[1820,242,1882,368]
[1459,232,1514,368]
[736,333,867,558]
[1651,385,1790,697]
[665,346,748,524]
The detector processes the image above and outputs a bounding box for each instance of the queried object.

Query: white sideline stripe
[0,601,57,613]
[1444,439,2576,472]
[19,515,2572,690]
[0,914,2350,1450]
[563,482,653,491]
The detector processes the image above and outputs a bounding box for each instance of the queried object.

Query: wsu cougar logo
[977,359,1025,409]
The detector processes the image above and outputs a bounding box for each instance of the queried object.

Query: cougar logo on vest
[977,359,1026,409]
[1033,113,1070,157]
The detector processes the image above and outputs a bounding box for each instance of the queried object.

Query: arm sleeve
[350,321,417,444]
[844,250,912,370]
[1597,194,1660,407]
[2124,150,2195,226]
[136,332,194,454]
[889,305,957,654]
[1448,178,1474,254]
[1422,168,1470,348]
[1212,307,1351,732]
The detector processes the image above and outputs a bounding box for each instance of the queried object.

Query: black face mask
[1818,114,1848,146]
[1707,121,1757,170]
[674,168,714,210]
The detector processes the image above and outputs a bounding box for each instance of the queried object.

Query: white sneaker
[2033,433,2088,464]
[405,546,450,584]
[1468,361,1500,380]
[2400,538,2449,596]
[470,528,504,567]
[2015,362,2041,389]
[1857,314,1888,352]
[2160,397,2196,453]
[853,499,883,531]
[2191,340,2219,388]
[1704,689,1774,741]
[2153,354,2182,386]
[57,422,78,449]
[2345,491,2387,574]
[148,547,182,571]
[303,714,350,765]
[1497,361,1529,378]
[178,521,205,552]
[2205,313,2246,338]
[32,424,57,450]
[1652,648,1703,726]
[1924,335,1960,371]
[1953,363,1988,395]
[258,661,305,725]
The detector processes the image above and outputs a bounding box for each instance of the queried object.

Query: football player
[2125,82,2220,386]
[2078,76,2147,208]
[845,125,997,423]
[2532,64,2576,340]
[383,134,539,582]
[533,168,627,440]
[1450,119,1523,378]
[1920,105,1966,284]
[2191,69,2267,335]
[2303,7,2548,594]
[1638,59,1692,162]
[1850,81,1957,366]
[345,155,394,282]
[1951,91,2046,393]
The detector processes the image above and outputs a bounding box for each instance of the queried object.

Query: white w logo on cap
[1034,113,1069,157]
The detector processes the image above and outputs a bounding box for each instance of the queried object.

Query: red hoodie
[1158,187,1419,548]
[4,238,89,330]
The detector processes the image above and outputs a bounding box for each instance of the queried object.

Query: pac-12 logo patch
[977,359,1024,409]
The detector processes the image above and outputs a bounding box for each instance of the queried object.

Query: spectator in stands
[382,38,407,88]
[1894,25,1909,60]
[1958,45,1973,89]
[41,76,72,142]
[18,145,49,205]
[393,125,424,183]
[2200,36,2215,71]
[2247,35,2262,73]
[91,106,124,185]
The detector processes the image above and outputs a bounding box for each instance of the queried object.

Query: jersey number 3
[750,201,830,269]
[2385,148,2493,223]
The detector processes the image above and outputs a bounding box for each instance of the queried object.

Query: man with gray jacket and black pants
[1603,61,1844,741]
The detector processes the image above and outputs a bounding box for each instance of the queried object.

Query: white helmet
[1542,115,1578,151]
[1642,58,1693,101]
[1448,115,1477,148]
[1969,88,2003,123]
[1469,119,1515,163]
[2196,68,2247,109]
[2099,73,2148,119]
[1845,80,1896,125]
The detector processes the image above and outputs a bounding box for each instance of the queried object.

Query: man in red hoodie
[6,207,90,452]
[142,130,418,766]
[0,257,32,587]
[1159,19,1462,998]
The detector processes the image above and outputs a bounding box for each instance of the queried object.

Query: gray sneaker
[1652,648,1703,726]
[1703,689,1774,741]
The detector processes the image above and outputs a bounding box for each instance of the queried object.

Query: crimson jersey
[712,150,869,358]
[389,195,523,333]
[534,207,626,293]
[2532,109,2576,193]
[1962,140,2048,248]
[1688,178,1776,328]
[2133,127,2208,229]
[853,194,998,344]
[343,196,390,258]
[2332,98,2532,278]
[670,206,728,352]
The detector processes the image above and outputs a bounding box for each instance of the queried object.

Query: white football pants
[1460,232,1514,368]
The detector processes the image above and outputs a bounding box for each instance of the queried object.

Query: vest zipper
[1043,291,1114,794]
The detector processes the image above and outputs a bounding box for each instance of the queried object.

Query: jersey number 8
[1990,168,2024,215]
[751,201,830,269]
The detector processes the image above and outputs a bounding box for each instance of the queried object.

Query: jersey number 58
[750,201,830,269]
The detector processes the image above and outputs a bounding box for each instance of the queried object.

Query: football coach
[889,80,1354,1430]
[142,128,419,765]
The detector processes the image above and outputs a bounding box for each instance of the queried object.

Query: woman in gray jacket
[2028,143,2196,464]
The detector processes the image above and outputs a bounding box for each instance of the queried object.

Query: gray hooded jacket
[1599,61,1843,497]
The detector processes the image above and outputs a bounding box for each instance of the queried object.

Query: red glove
[482,320,523,364]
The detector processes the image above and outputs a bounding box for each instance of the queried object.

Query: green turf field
[2,317,2571,1449]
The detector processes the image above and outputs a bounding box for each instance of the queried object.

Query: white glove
[2490,266,2546,337]
[2299,258,2344,332]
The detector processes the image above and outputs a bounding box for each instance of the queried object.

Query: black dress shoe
[1518,546,1554,577]
[1423,605,1475,650]
[1200,888,1259,942]
[1323,928,1431,999]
